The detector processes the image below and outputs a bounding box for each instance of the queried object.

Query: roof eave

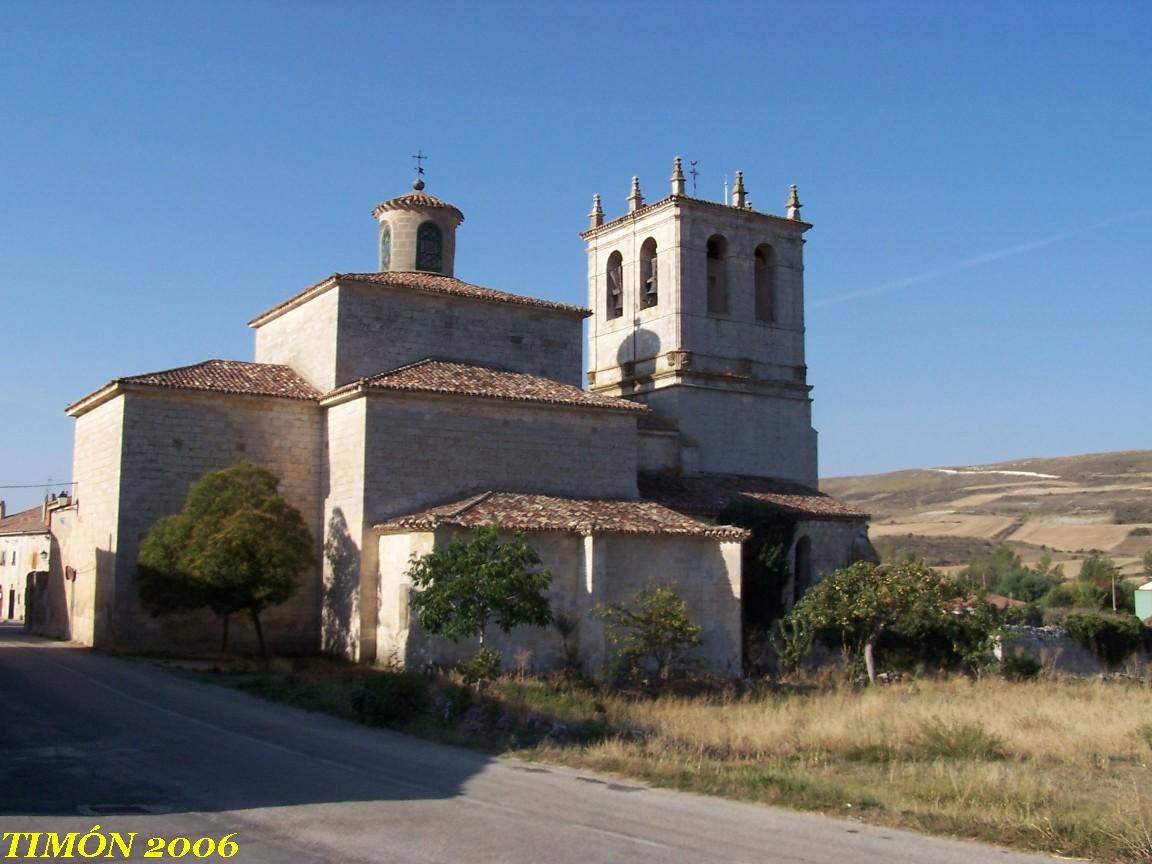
[65,381,126,417]
[319,384,648,415]
[248,275,340,328]
[580,194,813,241]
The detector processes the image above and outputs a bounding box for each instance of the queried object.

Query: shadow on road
[0,627,487,817]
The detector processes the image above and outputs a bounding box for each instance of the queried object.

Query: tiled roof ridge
[249,271,588,327]
[637,470,869,521]
[0,505,49,535]
[323,358,648,414]
[66,359,321,415]
[376,491,749,540]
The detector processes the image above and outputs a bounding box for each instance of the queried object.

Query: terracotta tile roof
[0,506,48,536]
[376,491,749,540]
[580,193,812,240]
[638,471,868,521]
[323,359,648,414]
[249,271,588,327]
[66,360,321,415]
[371,192,465,224]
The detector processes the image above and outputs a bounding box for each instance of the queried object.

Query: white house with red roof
[38,165,871,674]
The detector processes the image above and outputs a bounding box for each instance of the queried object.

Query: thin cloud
[812,209,1152,310]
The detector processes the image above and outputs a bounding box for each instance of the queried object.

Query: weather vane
[689,160,699,196]
[411,149,427,190]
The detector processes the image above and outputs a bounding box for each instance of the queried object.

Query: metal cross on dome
[689,160,699,195]
[411,149,427,177]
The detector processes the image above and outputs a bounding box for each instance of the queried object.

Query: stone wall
[377,527,742,676]
[321,398,368,660]
[361,394,639,524]
[85,390,324,653]
[253,287,340,390]
[640,386,818,485]
[335,282,584,387]
[51,397,125,646]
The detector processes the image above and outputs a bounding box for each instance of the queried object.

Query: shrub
[914,718,1005,760]
[598,583,702,679]
[1062,613,1144,668]
[1000,652,1042,681]
[1043,580,1107,609]
[460,648,502,687]
[353,670,431,727]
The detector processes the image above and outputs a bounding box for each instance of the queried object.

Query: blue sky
[2,1,1150,512]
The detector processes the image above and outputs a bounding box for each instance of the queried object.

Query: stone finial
[670,157,686,196]
[589,194,604,228]
[732,171,746,208]
[787,184,803,220]
[412,177,425,191]
[627,176,644,212]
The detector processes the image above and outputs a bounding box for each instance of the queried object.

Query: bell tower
[372,178,465,276]
[581,159,818,486]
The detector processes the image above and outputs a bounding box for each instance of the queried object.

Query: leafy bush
[1061,613,1144,667]
[783,561,977,684]
[460,648,502,687]
[353,671,431,727]
[598,583,702,678]
[1000,652,1042,680]
[1043,579,1108,609]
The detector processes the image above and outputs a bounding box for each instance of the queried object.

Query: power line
[0,482,76,490]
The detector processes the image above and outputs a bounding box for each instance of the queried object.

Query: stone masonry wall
[640,385,817,485]
[253,287,340,391]
[361,394,639,525]
[380,527,742,676]
[50,397,125,646]
[110,389,323,653]
[321,398,368,660]
[335,282,584,387]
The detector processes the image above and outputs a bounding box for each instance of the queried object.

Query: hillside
[821,450,1152,577]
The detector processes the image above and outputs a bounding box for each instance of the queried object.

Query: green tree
[137,463,313,665]
[597,583,702,679]
[1062,613,1144,668]
[1078,554,1122,611]
[784,561,965,684]
[406,526,552,675]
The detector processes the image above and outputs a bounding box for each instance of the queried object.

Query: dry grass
[528,677,1152,862]
[190,657,1152,862]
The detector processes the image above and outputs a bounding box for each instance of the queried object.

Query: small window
[754,243,775,323]
[639,238,658,309]
[706,234,728,314]
[606,251,624,319]
[379,222,392,271]
[415,221,443,272]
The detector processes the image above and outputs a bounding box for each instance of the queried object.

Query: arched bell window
[415,221,443,273]
[754,243,775,323]
[706,234,728,314]
[606,250,624,319]
[639,237,658,309]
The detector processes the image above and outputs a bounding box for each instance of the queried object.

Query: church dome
[372,187,464,276]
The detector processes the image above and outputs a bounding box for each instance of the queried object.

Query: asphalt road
[1,626,1060,863]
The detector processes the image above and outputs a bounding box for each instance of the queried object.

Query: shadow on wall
[322,507,359,657]
[614,327,662,392]
[25,534,71,639]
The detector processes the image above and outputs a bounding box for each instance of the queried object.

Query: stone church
[32,159,869,673]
